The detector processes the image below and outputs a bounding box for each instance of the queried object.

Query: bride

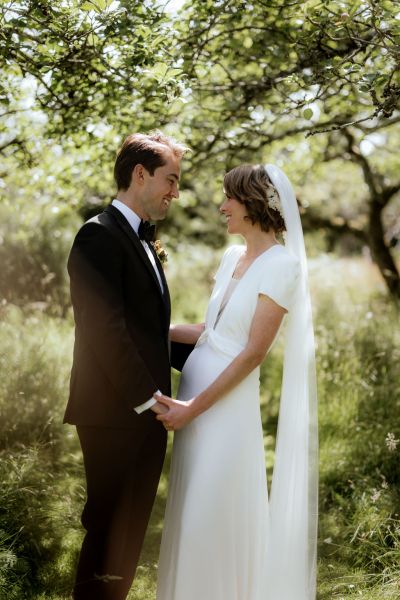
[152,164,318,600]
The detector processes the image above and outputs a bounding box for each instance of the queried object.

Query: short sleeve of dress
[258,251,300,311]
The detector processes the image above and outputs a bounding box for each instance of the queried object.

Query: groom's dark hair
[114,131,189,190]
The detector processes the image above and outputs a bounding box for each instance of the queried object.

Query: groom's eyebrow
[169,173,180,181]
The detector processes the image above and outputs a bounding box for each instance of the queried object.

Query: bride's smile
[220,195,248,235]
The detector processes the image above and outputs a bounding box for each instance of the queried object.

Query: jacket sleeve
[68,221,158,409]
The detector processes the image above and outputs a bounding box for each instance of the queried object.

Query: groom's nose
[171,182,179,199]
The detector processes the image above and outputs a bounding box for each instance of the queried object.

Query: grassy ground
[0,253,399,599]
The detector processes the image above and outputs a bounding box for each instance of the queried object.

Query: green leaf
[363,73,378,82]
[80,0,106,13]
[151,62,169,82]
[303,108,313,120]
[81,1,95,11]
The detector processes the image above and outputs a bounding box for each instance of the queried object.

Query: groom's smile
[141,150,181,221]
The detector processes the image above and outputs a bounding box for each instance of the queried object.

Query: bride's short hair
[223,164,286,234]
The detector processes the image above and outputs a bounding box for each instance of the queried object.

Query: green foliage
[2,0,399,157]
[0,445,80,600]
[315,271,400,595]
[0,306,81,599]
[0,305,72,449]
[1,0,399,298]
[0,0,183,136]
[0,203,77,315]
[0,132,115,309]
[169,0,400,166]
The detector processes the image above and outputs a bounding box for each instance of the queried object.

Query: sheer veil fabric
[264,165,318,600]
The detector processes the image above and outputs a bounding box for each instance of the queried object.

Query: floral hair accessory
[266,185,284,218]
[151,239,168,266]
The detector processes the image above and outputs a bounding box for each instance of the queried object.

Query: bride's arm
[169,323,205,344]
[157,295,286,429]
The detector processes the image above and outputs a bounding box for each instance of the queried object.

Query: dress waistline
[196,328,245,360]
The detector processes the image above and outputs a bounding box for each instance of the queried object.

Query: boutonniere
[151,239,168,266]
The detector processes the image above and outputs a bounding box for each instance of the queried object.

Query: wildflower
[371,489,381,503]
[381,476,389,490]
[385,432,399,452]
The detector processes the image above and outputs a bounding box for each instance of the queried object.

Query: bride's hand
[154,393,194,431]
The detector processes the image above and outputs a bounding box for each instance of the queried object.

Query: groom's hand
[150,401,169,415]
[154,394,194,431]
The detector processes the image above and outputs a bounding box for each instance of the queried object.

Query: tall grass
[0,252,399,599]
[0,304,82,599]
[312,257,400,599]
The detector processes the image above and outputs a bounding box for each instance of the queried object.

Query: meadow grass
[0,253,399,599]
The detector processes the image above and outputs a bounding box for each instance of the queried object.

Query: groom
[64,131,188,600]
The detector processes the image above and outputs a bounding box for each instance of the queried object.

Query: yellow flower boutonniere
[151,239,168,266]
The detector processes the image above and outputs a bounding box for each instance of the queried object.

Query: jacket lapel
[149,243,171,321]
[104,205,169,312]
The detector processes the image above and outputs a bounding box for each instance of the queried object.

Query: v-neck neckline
[213,244,281,330]
[232,243,280,280]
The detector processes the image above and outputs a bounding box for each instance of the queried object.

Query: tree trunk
[368,199,400,299]
[341,129,400,300]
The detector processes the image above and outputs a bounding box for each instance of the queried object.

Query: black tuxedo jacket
[64,204,171,428]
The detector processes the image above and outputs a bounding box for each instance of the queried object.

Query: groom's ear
[132,163,146,186]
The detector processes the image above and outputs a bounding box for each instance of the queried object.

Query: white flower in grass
[371,488,381,503]
[381,476,389,489]
[385,432,399,452]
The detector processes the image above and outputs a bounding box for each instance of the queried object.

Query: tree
[168,0,400,297]
[1,0,399,298]
[0,0,183,152]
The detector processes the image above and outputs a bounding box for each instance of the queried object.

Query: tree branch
[0,137,24,153]
[342,129,379,200]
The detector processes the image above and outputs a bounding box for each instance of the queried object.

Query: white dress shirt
[111,199,161,413]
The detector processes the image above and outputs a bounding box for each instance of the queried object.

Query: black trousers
[73,420,167,600]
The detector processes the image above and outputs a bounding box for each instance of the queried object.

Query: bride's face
[220,195,249,235]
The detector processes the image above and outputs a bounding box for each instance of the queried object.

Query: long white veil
[264,164,318,600]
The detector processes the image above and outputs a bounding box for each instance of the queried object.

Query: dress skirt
[156,338,269,600]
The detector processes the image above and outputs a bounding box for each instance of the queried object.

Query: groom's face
[140,150,181,221]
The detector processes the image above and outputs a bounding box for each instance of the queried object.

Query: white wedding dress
[156,243,300,600]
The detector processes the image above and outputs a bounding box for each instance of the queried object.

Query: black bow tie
[138,220,156,243]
